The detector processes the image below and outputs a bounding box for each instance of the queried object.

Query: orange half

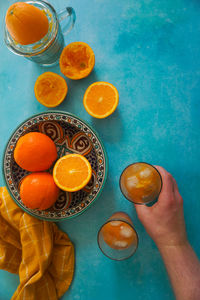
[59,42,95,80]
[5,2,49,45]
[83,81,119,119]
[34,72,68,107]
[53,154,92,192]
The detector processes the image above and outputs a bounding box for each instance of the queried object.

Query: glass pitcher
[4,0,76,66]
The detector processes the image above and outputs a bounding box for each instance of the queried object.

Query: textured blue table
[1,0,200,299]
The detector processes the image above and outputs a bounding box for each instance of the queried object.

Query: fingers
[154,165,183,206]
[154,165,174,197]
[134,203,150,220]
[134,165,175,212]
[172,177,183,205]
[172,177,179,193]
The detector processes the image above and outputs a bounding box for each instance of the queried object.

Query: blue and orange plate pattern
[3,111,108,221]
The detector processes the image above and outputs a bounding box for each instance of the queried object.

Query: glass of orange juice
[120,162,162,205]
[97,212,138,260]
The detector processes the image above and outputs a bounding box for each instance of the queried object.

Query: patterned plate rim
[2,111,108,221]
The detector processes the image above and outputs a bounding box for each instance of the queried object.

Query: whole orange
[20,172,59,210]
[14,132,57,172]
[5,2,49,45]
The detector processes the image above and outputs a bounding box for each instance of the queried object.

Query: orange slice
[53,154,92,192]
[83,81,119,119]
[34,72,68,107]
[59,42,95,80]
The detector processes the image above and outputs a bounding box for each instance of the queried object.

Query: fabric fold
[0,186,75,300]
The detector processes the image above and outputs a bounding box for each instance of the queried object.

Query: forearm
[158,241,200,300]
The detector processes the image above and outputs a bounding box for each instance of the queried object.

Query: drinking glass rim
[4,0,58,56]
[97,217,139,261]
[119,162,163,205]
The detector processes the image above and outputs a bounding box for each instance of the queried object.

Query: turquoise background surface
[1,0,200,299]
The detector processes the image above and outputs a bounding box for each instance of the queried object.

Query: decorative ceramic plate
[3,111,108,221]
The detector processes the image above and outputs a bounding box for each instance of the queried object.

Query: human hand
[134,166,188,250]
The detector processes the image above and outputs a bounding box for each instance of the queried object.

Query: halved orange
[83,81,119,118]
[53,154,92,192]
[5,2,49,45]
[59,42,95,80]
[34,72,68,107]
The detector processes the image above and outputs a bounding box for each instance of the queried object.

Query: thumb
[134,203,150,220]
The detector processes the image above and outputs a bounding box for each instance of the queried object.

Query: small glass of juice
[120,162,162,205]
[97,212,138,260]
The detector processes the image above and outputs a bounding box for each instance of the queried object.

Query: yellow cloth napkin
[0,186,75,300]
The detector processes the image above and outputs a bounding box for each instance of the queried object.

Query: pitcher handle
[58,7,76,36]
